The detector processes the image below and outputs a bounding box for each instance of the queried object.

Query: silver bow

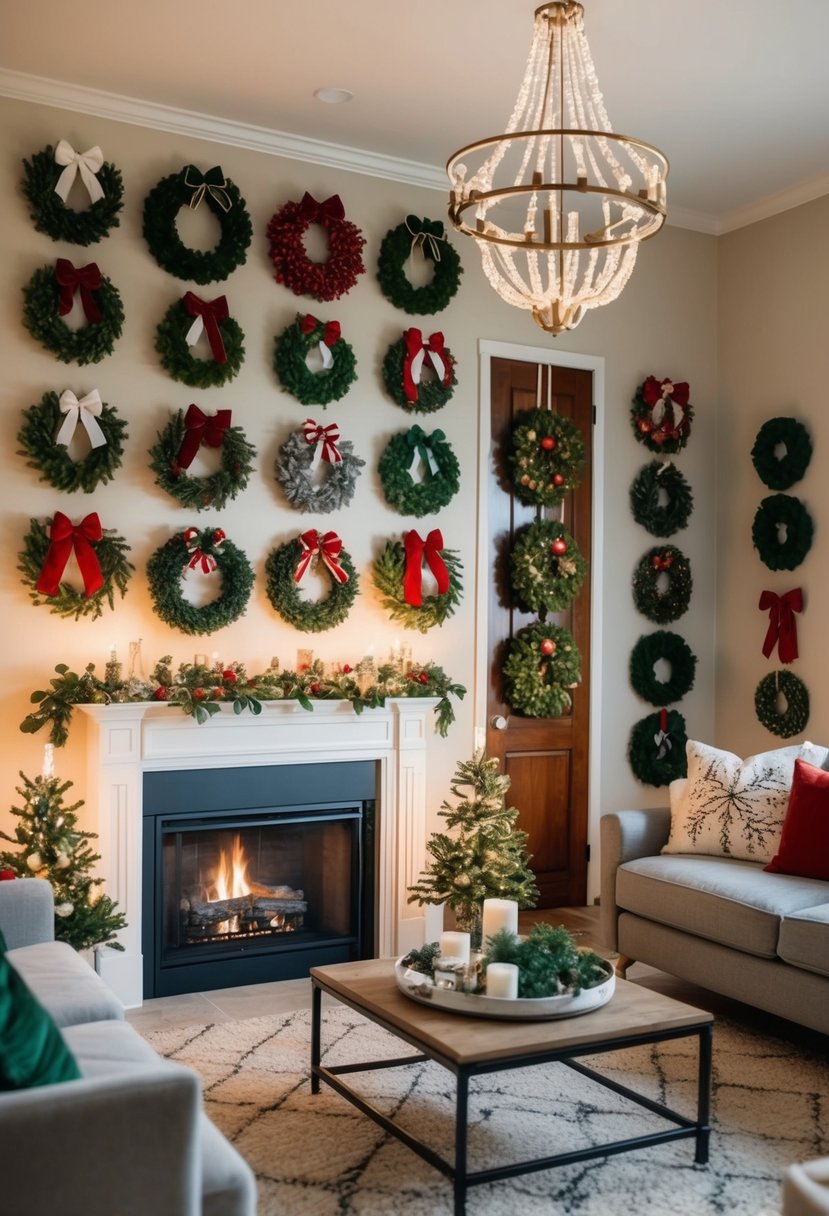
[54,140,105,204]
[55,389,107,449]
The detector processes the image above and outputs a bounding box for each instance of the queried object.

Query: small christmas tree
[0,749,126,952]
[408,750,538,947]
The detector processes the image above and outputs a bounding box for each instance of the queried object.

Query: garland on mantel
[20,656,467,748]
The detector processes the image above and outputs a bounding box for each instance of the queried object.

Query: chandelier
[447,1,668,336]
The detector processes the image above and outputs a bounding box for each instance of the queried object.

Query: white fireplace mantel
[78,698,438,1007]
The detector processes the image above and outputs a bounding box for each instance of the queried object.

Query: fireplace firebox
[142,761,375,997]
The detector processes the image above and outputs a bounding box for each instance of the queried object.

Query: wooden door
[486,358,593,907]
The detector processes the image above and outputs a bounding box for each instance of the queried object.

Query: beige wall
[717,196,829,755]
[1,96,718,899]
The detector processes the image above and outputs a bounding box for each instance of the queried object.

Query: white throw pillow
[662,740,802,861]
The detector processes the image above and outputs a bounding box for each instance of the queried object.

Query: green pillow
[0,936,81,1090]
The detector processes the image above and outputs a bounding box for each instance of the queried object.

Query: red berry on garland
[540,436,557,451]
[222,669,237,684]
[540,638,557,656]
[310,682,321,694]
[153,686,168,701]
[550,538,567,556]
[552,472,565,487]
[0,868,15,882]
[342,664,353,674]
[193,688,206,701]
[419,671,429,684]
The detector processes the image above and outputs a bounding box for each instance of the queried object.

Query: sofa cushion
[765,760,829,880]
[617,854,829,957]
[7,940,123,1027]
[778,904,829,979]
[0,932,81,1090]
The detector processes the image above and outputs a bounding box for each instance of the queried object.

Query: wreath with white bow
[382,329,457,412]
[18,389,127,493]
[147,527,254,636]
[274,420,365,513]
[266,192,366,301]
[273,313,357,406]
[23,261,124,365]
[265,531,358,632]
[376,216,463,315]
[378,425,460,517]
[631,376,693,454]
[21,142,124,245]
[373,531,463,632]
[18,512,133,621]
[155,293,245,388]
[629,709,688,786]
[149,406,256,511]
[142,164,253,284]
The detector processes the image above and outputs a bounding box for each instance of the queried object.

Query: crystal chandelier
[447,1,668,336]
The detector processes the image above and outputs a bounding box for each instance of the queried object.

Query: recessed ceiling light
[314,87,354,105]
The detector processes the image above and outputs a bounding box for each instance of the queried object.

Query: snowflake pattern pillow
[662,740,803,861]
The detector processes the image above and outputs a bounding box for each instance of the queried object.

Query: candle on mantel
[482,898,519,945]
[439,930,471,965]
[485,962,519,999]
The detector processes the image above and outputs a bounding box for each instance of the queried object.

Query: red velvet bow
[642,376,690,408]
[299,315,341,346]
[759,588,803,665]
[55,259,102,324]
[183,527,225,574]
[651,552,674,571]
[303,419,342,464]
[183,292,229,364]
[176,404,232,470]
[403,529,450,607]
[402,329,449,403]
[294,529,349,585]
[299,192,345,224]
[36,511,104,598]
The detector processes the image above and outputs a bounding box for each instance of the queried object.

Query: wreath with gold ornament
[21,142,124,245]
[274,420,364,513]
[752,494,813,571]
[510,520,587,614]
[18,389,127,494]
[751,417,812,491]
[23,261,124,365]
[266,192,366,301]
[147,527,254,636]
[629,460,693,537]
[378,425,460,517]
[755,670,810,738]
[629,630,697,705]
[382,328,457,412]
[376,215,463,314]
[373,530,463,632]
[149,406,256,511]
[632,545,692,624]
[631,376,693,454]
[273,313,357,406]
[155,292,245,388]
[142,164,253,284]
[18,512,133,621]
[629,708,688,786]
[502,621,582,718]
[265,530,358,632]
[509,408,585,508]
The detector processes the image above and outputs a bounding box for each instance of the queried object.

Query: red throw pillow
[764,759,829,879]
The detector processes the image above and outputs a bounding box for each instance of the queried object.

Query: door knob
[490,715,508,730]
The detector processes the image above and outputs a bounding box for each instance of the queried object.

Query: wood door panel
[504,750,571,875]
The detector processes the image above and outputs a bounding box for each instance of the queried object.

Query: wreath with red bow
[632,545,692,624]
[155,292,245,388]
[274,313,357,406]
[382,329,457,413]
[628,708,688,786]
[373,531,463,632]
[274,420,365,514]
[147,527,254,636]
[142,164,253,284]
[149,406,256,511]
[22,261,124,365]
[266,192,366,302]
[21,142,124,246]
[376,216,463,315]
[631,376,693,454]
[18,512,133,620]
[265,531,358,632]
[18,389,127,494]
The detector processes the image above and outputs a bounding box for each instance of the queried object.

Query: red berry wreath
[266,192,366,302]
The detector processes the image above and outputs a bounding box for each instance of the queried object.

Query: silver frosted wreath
[274,420,365,513]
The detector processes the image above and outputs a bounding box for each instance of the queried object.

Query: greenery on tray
[400,941,442,977]
[483,924,610,999]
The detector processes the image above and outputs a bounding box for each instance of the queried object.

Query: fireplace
[142,761,374,997]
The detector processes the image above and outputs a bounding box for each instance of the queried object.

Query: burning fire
[207,834,251,902]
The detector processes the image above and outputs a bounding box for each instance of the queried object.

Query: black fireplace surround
[142,761,375,998]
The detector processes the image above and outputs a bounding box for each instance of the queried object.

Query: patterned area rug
[144,1005,829,1215]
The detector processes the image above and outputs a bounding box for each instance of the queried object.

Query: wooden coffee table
[310,958,713,1216]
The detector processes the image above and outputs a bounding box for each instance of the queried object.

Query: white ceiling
[3,0,829,232]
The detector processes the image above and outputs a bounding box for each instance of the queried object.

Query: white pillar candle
[485,962,519,999]
[439,930,471,964]
[482,898,519,944]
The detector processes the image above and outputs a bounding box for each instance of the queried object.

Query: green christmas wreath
[373,533,463,632]
[628,709,688,786]
[147,527,254,636]
[273,313,357,406]
[265,532,358,632]
[382,329,457,413]
[155,294,245,388]
[142,165,253,284]
[274,423,364,513]
[22,263,124,365]
[509,408,586,508]
[629,630,697,705]
[629,460,693,537]
[632,545,692,624]
[752,494,813,571]
[755,670,810,738]
[510,519,587,614]
[149,407,256,511]
[631,376,693,454]
[18,514,132,621]
[376,216,463,315]
[751,418,812,491]
[18,390,127,494]
[21,143,124,245]
[378,425,460,517]
[502,621,582,718]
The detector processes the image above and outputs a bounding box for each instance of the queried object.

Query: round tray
[394,956,616,1021]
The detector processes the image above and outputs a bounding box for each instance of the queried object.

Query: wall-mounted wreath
[265,531,358,632]
[23,261,124,365]
[18,512,132,620]
[629,630,697,705]
[502,621,582,718]
[632,545,692,623]
[21,142,124,245]
[147,527,254,635]
[377,425,460,517]
[142,164,253,283]
[509,519,587,614]
[266,192,366,301]
[628,709,688,785]
[273,313,357,406]
[373,530,463,632]
[629,460,693,537]
[382,329,457,412]
[631,376,693,454]
[155,293,245,388]
[755,670,809,738]
[751,417,812,491]
[18,390,127,494]
[274,421,364,513]
[376,216,462,314]
[752,494,813,571]
[509,407,585,509]
[149,406,256,511]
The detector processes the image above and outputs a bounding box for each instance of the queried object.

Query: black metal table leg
[695,1022,713,1163]
[311,979,322,1095]
[454,1067,470,1216]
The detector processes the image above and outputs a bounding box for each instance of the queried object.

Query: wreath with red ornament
[509,407,585,508]
[631,376,693,454]
[266,192,366,302]
[502,621,582,718]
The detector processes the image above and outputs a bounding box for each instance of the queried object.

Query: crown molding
[717,170,829,235]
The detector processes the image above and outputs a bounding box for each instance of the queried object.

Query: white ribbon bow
[55,389,107,449]
[185,315,205,348]
[53,140,105,204]
[303,419,343,470]
[410,342,446,387]
[651,384,685,430]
